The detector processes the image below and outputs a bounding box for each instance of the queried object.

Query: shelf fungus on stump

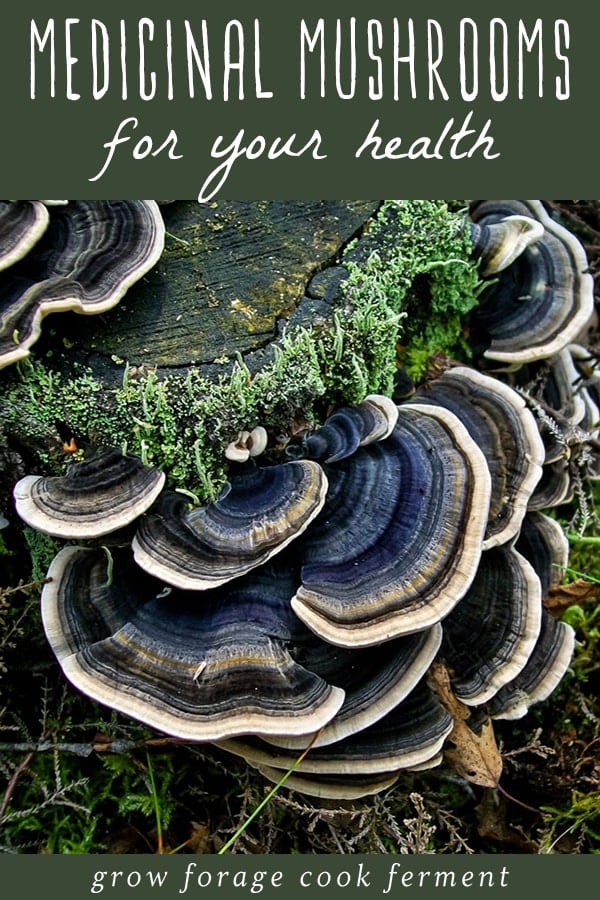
[16,376,577,799]
[291,402,492,648]
[413,366,545,549]
[13,447,166,539]
[132,459,328,589]
[469,200,595,367]
[0,200,165,370]
[41,547,346,741]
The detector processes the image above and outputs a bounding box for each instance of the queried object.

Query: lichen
[340,200,481,381]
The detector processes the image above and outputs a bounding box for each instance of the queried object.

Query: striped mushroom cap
[262,624,443,751]
[413,366,545,549]
[0,200,165,369]
[470,212,544,277]
[440,546,543,706]
[471,610,575,724]
[469,200,595,366]
[292,403,491,647]
[0,201,50,272]
[17,377,578,799]
[132,459,328,590]
[251,767,402,801]
[40,547,345,742]
[515,511,569,595]
[506,349,588,465]
[294,394,399,463]
[13,447,166,539]
[216,678,453,781]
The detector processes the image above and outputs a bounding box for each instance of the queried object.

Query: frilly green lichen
[342,200,482,380]
[0,199,479,506]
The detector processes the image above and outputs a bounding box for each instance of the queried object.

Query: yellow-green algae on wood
[0,200,480,505]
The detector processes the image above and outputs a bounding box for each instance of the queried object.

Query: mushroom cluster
[13,368,577,799]
[468,200,600,521]
[469,199,595,367]
[0,200,165,370]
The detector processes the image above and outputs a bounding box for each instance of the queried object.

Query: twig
[0,751,34,819]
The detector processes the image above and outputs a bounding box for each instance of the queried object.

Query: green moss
[541,790,600,852]
[340,200,482,381]
[0,199,482,504]
[22,528,63,583]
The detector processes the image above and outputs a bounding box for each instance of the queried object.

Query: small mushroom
[0,200,165,369]
[132,460,328,589]
[469,200,595,366]
[470,213,544,276]
[41,546,345,741]
[414,366,545,549]
[13,447,166,539]
[297,395,398,463]
[225,426,268,462]
[292,403,491,647]
[440,546,542,705]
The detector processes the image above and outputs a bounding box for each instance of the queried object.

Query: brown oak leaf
[429,662,503,788]
[545,578,597,616]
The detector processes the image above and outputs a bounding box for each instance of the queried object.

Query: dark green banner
[0,0,597,197]
[1,853,599,898]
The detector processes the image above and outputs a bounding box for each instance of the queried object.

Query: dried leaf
[545,579,598,616]
[429,662,503,788]
[186,820,213,854]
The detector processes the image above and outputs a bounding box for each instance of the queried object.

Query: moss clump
[0,200,481,502]
[341,200,481,381]
[22,527,63,584]
[0,328,330,502]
